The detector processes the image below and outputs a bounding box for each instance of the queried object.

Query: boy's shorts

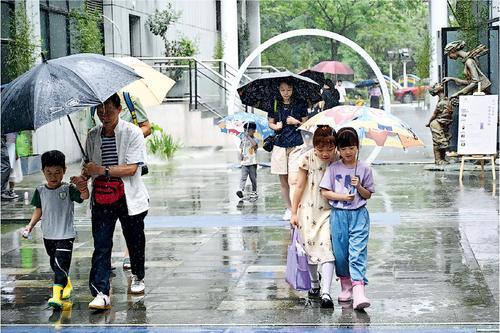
[271,145,303,175]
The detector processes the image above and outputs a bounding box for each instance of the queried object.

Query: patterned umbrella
[297,69,325,86]
[237,70,321,113]
[299,105,423,149]
[218,112,274,141]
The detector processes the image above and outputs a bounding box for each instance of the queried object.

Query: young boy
[22,150,89,309]
[236,122,258,200]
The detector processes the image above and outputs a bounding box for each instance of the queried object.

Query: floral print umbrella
[218,112,274,142]
[237,70,322,113]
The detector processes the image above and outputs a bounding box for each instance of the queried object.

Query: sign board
[457,95,498,155]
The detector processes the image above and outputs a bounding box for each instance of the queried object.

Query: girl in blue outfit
[319,127,375,310]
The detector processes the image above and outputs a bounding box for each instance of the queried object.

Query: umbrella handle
[66,115,88,162]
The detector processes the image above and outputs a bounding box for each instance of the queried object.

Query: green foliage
[5,2,36,80]
[146,4,196,80]
[214,36,224,60]
[260,0,429,80]
[450,0,489,48]
[415,34,431,79]
[146,5,180,43]
[165,37,197,57]
[69,4,103,54]
[146,123,181,160]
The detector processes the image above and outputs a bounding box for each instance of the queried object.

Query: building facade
[1,0,261,163]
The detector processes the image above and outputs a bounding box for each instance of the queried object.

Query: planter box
[20,155,41,175]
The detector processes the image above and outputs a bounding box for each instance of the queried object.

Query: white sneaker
[282,208,292,221]
[130,275,145,294]
[88,292,111,309]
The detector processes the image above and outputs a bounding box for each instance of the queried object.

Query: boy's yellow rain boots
[62,277,73,299]
[48,285,63,309]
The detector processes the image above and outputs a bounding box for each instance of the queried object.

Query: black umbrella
[355,79,378,88]
[1,53,142,159]
[298,69,325,87]
[237,70,321,113]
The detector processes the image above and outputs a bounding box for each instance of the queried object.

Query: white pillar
[221,0,239,69]
[429,0,448,84]
[389,63,393,95]
[402,61,408,88]
[24,0,41,64]
[247,0,261,67]
[429,0,448,110]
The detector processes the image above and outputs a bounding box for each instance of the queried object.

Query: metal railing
[139,56,247,118]
[138,57,289,118]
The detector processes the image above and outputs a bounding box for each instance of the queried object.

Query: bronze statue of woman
[442,40,491,103]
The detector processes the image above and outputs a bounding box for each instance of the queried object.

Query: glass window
[68,0,84,10]
[1,42,10,84]
[48,0,67,11]
[129,15,141,57]
[40,9,50,57]
[49,12,68,58]
[215,0,221,31]
[1,2,13,39]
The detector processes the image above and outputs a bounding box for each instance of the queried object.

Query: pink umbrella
[311,61,354,75]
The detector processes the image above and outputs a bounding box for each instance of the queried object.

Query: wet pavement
[1,105,499,331]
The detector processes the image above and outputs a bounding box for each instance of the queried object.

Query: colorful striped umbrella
[299,105,423,149]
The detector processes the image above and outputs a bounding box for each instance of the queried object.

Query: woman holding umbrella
[268,79,309,220]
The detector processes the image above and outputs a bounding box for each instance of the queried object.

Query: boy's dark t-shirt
[267,99,308,148]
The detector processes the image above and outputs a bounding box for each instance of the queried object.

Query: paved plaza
[1,106,499,331]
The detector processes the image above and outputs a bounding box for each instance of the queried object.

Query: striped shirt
[101,134,119,166]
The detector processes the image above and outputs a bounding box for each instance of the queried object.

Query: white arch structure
[228,28,391,163]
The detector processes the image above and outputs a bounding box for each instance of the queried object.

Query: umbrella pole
[66,115,88,162]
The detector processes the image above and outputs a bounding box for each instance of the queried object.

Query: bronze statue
[427,82,452,165]
[442,40,491,105]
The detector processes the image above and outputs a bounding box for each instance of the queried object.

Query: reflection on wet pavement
[1,148,498,330]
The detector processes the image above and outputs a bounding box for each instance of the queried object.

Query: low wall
[146,103,234,148]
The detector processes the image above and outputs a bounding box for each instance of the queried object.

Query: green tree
[449,0,489,48]
[146,5,180,48]
[214,36,224,60]
[146,5,197,80]
[415,34,431,79]
[5,2,36,80]
[260,0,429,80]
[69,4,103,54]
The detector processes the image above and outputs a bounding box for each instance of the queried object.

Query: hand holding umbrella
[1,53,142,161]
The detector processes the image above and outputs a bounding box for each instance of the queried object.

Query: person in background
[336,80,347,105]
[236,122,259,200]
[5,132,23,199]
[368,84,382,109]
[320,79,340,111]
[267,80,309,221]
[1,135,13,201]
